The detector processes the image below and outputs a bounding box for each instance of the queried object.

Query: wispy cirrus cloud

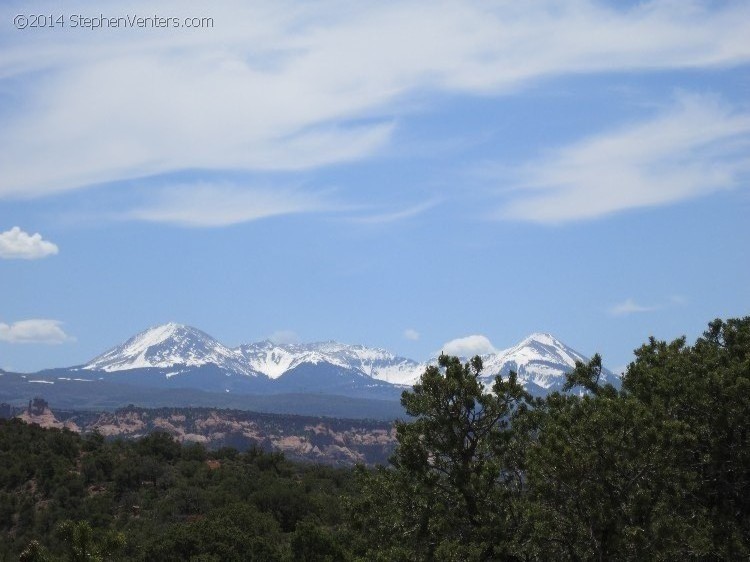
[125,183,339,227]
[1,1,749,201]
[496,94,750,223]
[0,227,58,259]
[350,199,441,225]
[608,299,658,317]
[0,319,74,344]
[608,295,687,317]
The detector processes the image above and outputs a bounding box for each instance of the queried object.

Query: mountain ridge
[75,322,618,395]
[0,323,620,412]
[84,322,258,377]
[237,339,420,385]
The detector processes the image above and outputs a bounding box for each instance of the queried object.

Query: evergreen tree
[352,354,534,561]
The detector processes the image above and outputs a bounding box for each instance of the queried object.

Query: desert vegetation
[1,317,747,561]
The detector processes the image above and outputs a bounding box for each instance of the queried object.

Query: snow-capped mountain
[83,323,257,377]
[76,323,617,398]
[237,340,420,385]
[477,332,619,394]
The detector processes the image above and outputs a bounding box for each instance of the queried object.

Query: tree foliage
[354,317,750,561]
[2,317,748,561]
[351,354,534,560]
[0,423,354,561]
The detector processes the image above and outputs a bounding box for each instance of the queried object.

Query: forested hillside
[352,317,749,560]
[0,421,355,561]
[1,317,747,561]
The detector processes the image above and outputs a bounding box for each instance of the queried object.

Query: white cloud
[608,295,687,317]
[350,199,441,225]
[126,183,337,227]
[608,299,657,317]
[0,319,74,344]
[497,94,750,223]
[268,330,300,345]
[440,335,497,357]
[1,1,749,199]
[403,329,420,341]
[0,227,59,259]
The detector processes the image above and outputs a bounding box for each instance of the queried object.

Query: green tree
[621,317,750,558]
[142,504,285,561]
[352,354,533,561]
[523,317,750,560]
[56,520,125,562]
[19,540,50,562]
[523,387,704,560]
[291,519,349,561]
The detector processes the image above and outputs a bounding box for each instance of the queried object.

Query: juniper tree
[352,354,534,561]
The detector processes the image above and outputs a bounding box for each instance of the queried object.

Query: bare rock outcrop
[16,398,80,432]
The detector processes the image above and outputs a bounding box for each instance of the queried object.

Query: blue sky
[1,0,749,373]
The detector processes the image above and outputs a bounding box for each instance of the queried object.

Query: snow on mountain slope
[79,323,617,395]
[480,332,590,388]
[403,332,619,392]
[236,341,421,385]
[434,332,619,391]
[83,323,258,377]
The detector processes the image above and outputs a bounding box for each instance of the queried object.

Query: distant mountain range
[83,323,419,387]
[0,323,619,417]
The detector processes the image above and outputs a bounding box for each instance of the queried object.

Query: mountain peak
[519,332,562,346]
[77,324,618,397]
[495,332,584,367]
[108,323,210,355]
[144,321,199,335]
[83,322,256,376]
[477,332,619,393]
